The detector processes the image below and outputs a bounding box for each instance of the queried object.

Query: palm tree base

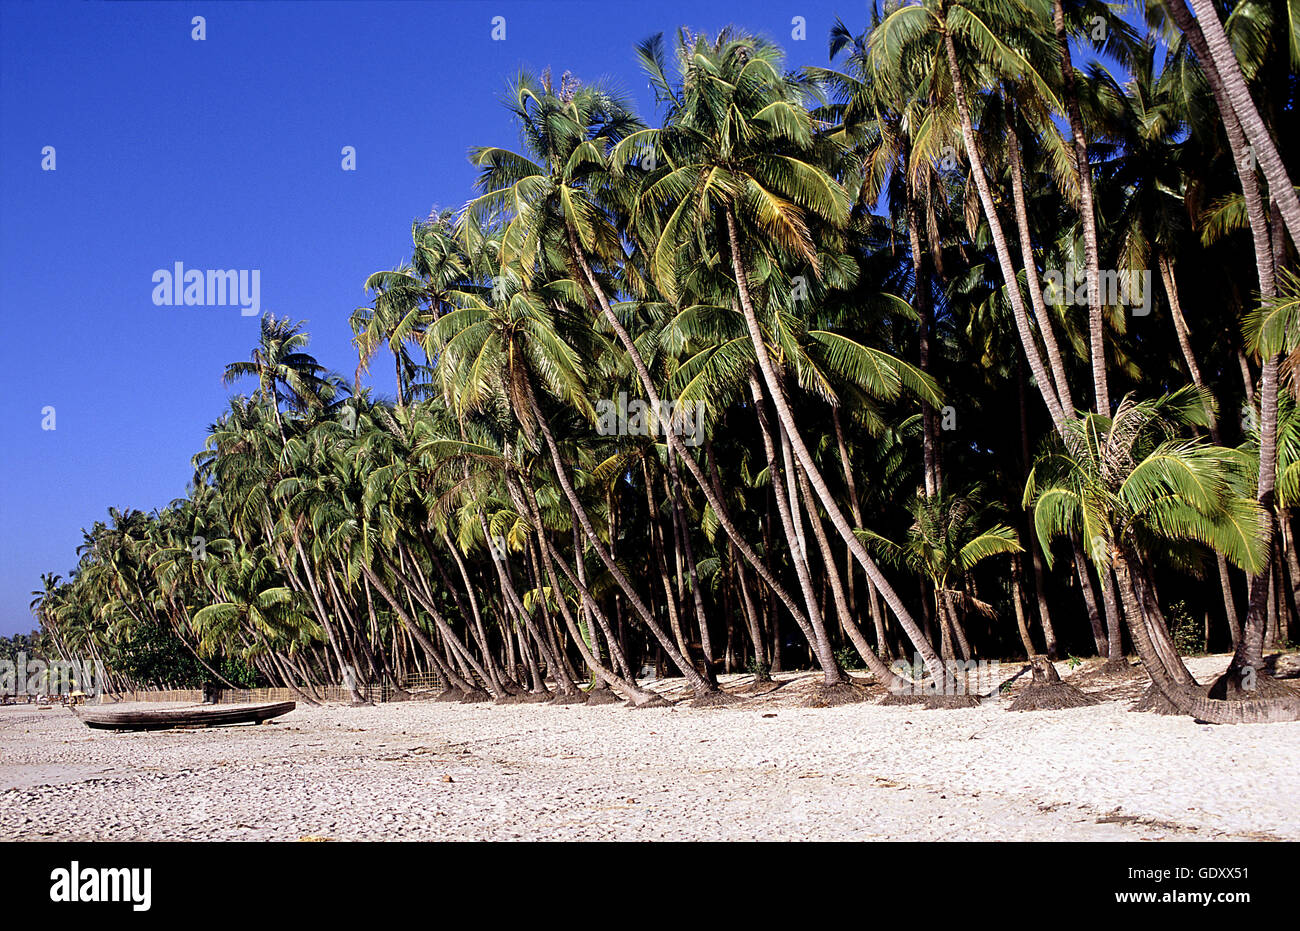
[689,688,744,708]
[550,691,590,705]
[1131,681,1209,715]
[803,681,873,708]
[495,690,552,705]
[1009,655,1102,711]
[584,687,623,706]
[1208,667,1300,702]
[458,689,494,704]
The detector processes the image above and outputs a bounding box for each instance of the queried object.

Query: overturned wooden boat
[73,701,295,732]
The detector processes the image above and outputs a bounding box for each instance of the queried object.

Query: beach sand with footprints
[2,654,1297,842]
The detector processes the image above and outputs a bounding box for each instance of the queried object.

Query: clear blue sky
[0,0,884,636]
[0,0,1134,637]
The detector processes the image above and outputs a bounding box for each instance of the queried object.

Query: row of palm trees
[33,2,1300,721]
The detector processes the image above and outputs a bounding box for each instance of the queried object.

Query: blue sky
[0,0,1135,636]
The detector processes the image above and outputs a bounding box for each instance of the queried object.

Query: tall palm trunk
[831,406,868,616]
[667,453,714,666]
[1157,251,1243,642]
[725,203,943,675]
[564,224,867,668]
[644,461,690,661]
[1006,101,1076,412]
[903,170,943,495]
[1051,0,1108,413]
[938,19,1067,433]
[522,379,716,694]
[1016,355,1067,656]
[750,374,844,685]
[1221,352,1281,693]
[1181,0,1300,252]
[1113,546,1300,723]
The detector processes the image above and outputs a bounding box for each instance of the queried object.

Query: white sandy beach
[1,655,1297,842]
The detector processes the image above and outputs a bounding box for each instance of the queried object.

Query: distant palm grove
[31,1,1300,723]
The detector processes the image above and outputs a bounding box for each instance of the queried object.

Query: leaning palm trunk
[573,521,635,679]
[1006,104,1076,412]
[474,512,567,695]
[563,224,886,674]
[438,529,509,694]
[522,380,716,695]
[750,374,845,684]
[1051,0,1108,414]
[725,204,945,675]
[289,535,368,704]
[938,19,1067,433]
[357,561,475,694]
[1163,0,1275,299]
[1113,547,1300,723]
[792,456,908,690]
[513,472,665,706]
[1181,0,1300,253]
[386,549,497,696]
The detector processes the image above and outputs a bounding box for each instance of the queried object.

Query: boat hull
[74,701,295,731]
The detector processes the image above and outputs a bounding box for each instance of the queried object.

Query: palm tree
[865,487,1021,661]
[619,28,945,684]
[1175,0,1300,253]
[222,314,337,442]
[1026,388,1300,722]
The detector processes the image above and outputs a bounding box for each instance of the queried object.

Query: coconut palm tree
[1025,387,1300,721]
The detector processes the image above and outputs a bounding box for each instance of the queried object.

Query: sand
[1,654,1296,841]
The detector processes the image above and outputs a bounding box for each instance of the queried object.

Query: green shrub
[1167,599,1203,655]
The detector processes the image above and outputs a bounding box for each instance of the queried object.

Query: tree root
[1010,655,1102,710]
[1208,668,1300,701]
